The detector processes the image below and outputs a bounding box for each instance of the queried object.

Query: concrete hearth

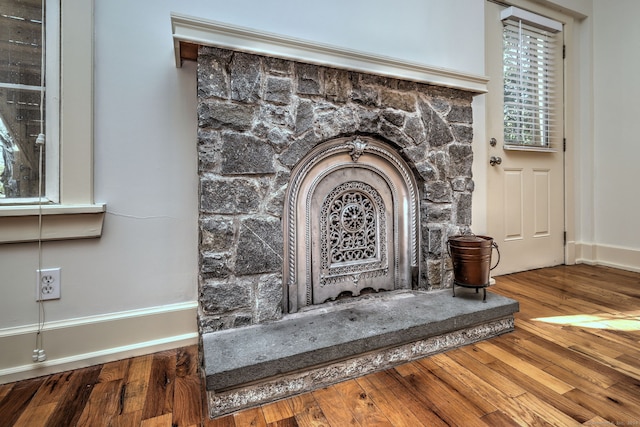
[203,289,518,417]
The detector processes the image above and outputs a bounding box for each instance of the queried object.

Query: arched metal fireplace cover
[283,136,420,313]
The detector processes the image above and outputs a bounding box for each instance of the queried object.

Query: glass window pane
[0,0,45,199]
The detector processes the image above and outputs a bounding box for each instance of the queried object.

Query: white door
[485,1,565,276]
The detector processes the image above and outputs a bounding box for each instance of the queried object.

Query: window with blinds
[501,7,562,148]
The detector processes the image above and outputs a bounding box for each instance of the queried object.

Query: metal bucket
[447,235,500,287]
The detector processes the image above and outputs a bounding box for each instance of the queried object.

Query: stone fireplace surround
[171,13,518,418]
[197,46,477,329]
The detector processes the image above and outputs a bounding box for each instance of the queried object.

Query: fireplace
[196,45,478,331]
[171,13,518,418]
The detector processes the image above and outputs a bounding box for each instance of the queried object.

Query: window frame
[0,0,105,244]
[500,6,563,151]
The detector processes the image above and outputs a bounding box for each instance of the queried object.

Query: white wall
[592,0,640,252]
[0,0,484,382]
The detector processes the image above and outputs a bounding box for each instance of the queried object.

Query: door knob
[489,156,502,166]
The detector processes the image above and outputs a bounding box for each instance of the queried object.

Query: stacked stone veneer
[197,46,475,334]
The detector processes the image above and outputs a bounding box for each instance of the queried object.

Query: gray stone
[264,76,293,105]
[414,160,437,182]
[451,177,467,192]
[198,100,255,132]
[202,289,519,391]
[379,122,411,147]
[427,258,443,287]
[198,143,218,173]
[316,106,358,139]
[425,203,452,223]
[452,124,473,143]
[404,116,427,146]
[236,217,284,275]
[324,68,350,103]
[351,86,378,106]
[382,109,405,127]
[381,89,416,112]
[402,144,429,166]
[419,100,453,147]
[428,150,449,180]
[198,55,230,100]
[296,63,321,95]
[279,132,319,168]
[267,127,292,151]
[425,97,450,115]
[426,180,452,203]
[455,193,473,226]
[295,99,315,135]
[220,132,276,175]
[231,52,261,103]
[257,103,295,128]
[264,185,287,217]
[201,252,231,278]
[356,108,381,133]
[199,315,226,334]
[201,280,252,314]
[233,314,253,328]
[447,104,473,124]
[200,178,262,214]
[265,57,293,75]
[200,217,234,252]
[206,316,515,417]
[255,274,283,322]
[448,144,473,178]
[428,226,443,256]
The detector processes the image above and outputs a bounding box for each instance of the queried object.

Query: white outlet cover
[36,268,61,301]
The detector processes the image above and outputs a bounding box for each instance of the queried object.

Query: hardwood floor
[1,264,638,426]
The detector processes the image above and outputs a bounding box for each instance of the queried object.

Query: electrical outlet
[36,268,61,301]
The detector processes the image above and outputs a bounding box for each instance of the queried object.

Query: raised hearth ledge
[205,316,515,417]
[170,12,489,94]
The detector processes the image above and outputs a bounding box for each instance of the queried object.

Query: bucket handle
[490,242,500,270]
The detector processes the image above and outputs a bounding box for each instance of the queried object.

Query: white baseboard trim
[575,242,640,273]
[0,302,198,384]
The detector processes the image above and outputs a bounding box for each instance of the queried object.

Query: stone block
[236,217,284,275]
[419,100,453,147]
[255,273,283,323]
[198,100,255,132]
[264,76,293,105]
[447,104,473,124]
[448,144,473,178]
[296,63,321,95]
[200,216,234,252]
[200,279,252,314]
[200,252,231,278]
[381,89,416,112]
[220,132,276,175]
[200,178,263,214]
[231,52,261,103]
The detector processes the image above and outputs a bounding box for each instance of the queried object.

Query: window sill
[503,144,558,153]
[0,203,106,244]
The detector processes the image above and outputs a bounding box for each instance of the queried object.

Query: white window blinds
[501,7,562,148]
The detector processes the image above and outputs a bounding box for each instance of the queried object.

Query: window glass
[0,0,45,199]
[503,18,560,147]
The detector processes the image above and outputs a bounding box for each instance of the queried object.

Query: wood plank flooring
[1,264,638,426]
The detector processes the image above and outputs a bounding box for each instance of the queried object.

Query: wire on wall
[33,0,47,363]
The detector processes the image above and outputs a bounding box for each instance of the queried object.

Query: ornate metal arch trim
[283,136,420,313]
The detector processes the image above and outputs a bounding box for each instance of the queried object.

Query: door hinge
[563,138,567,152]
[563,231,567,245]
[563,45,566,59]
